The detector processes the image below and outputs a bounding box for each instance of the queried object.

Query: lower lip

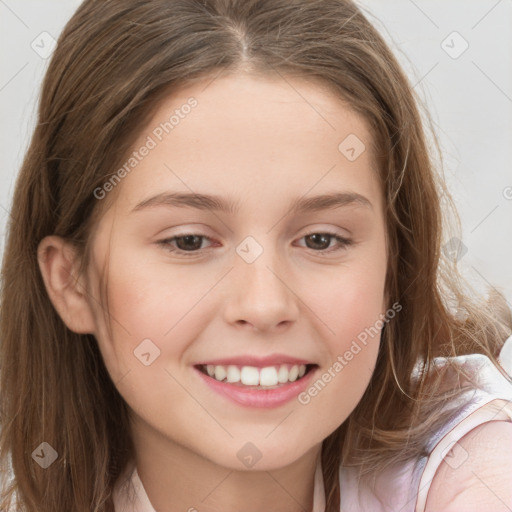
[194,366,318,408]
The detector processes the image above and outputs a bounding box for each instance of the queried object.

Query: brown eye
[157,233,214,256]
[298,232,353,253]
[304,233,333,250]
[173,235,205,251]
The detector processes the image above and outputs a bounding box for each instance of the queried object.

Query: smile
[197,363,313,388]
[193,363,319,408]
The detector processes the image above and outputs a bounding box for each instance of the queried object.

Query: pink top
[113,336,512,512]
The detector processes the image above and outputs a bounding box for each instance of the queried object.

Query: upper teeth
[205,364,307,386]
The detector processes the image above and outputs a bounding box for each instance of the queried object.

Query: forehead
[109,70,382,215]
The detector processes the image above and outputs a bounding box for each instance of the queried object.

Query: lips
[193,363,319,408]
[193,354,316,387]
[192,353,318,407]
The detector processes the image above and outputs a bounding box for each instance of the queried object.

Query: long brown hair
[1,1,511,510]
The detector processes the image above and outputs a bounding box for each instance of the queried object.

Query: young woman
[1,1,511,510]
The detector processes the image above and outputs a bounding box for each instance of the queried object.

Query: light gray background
[1,0,511,305]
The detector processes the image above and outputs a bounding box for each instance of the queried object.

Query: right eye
[157,233,216,256]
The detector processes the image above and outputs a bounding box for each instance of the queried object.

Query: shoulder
[424,420,512,511]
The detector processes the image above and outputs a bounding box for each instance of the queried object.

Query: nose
[222,244,300,333]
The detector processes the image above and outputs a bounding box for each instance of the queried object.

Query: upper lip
[194,354,314,367]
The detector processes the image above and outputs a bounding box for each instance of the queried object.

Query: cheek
[96,253,222,375]
[105,254,207,334]
[318,258,386,346]
[339,275,385,337]
[298,270,385,434]
[305,248,386,406]
[325,282,383,387]
[91,260,206,416]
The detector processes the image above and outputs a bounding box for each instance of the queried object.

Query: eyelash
[157,231,353,257]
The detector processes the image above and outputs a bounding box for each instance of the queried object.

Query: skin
[38,70,388,512]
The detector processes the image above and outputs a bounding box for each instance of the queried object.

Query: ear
[37,235,97,335]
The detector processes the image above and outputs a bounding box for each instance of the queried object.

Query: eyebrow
[130,191,373,215]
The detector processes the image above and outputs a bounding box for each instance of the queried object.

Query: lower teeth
[226,382,287,389]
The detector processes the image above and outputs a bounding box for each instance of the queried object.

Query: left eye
[157,231,353,256]
[296,232,353,253]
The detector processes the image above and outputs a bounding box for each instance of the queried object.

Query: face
[84,71,388,471]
